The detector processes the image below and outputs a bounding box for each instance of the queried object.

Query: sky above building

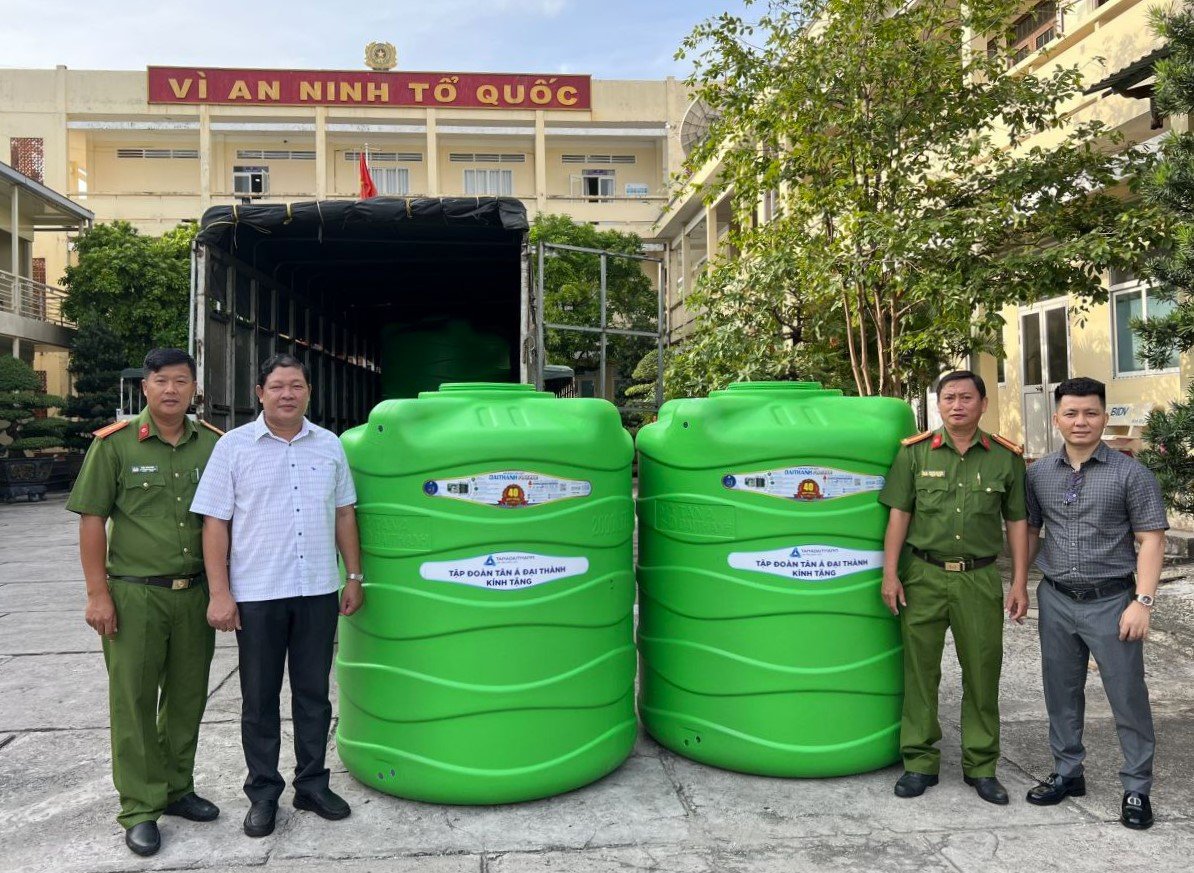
[2,0,755,79]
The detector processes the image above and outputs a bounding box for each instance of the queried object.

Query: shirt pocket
[122,472,167,516]
[310,458,338,500]
[914,477,950,512]
[971,480,1005,514]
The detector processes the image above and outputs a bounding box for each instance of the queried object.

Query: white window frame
[570,169,615,200]
[372,167,410,196]
[233,165,269,196]
[1110,274,1179,377]
[463,168,513,196]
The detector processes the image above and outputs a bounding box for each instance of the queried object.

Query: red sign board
[147,67,591,111]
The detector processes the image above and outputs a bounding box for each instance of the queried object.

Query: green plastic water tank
[380,319,513,399]
[337,383,636,803]
[635,381,916,777]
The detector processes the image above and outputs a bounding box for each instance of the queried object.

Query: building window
[570,169,615,200]
[373,167,409,196]
[233,165,269,197]
[1010,2,1059,65]
[10,137,45,183]
[463,168,513,196]
[1112,271,1177,374]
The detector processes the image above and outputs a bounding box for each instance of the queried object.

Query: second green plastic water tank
[636,381,916,777]
[337,383,636,803]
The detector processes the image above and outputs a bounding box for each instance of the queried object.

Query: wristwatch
[346,572,365,582]
[1135,593,1155,608]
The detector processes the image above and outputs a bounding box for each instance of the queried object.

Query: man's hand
[881,572,907,616]
[1119,601,1151,642]
[340,579,364,616]
[207,591,241,632]
[85,591,118,637]
[1005,582,1029,624]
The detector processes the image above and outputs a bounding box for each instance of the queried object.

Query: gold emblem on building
[365,42,397,71]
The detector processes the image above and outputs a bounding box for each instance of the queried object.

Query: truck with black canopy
[190,197,534,432]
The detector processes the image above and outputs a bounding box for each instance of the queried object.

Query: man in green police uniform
[67,348,224,857]
[879,370,1029,805]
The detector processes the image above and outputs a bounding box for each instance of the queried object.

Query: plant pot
[0,457,54,502]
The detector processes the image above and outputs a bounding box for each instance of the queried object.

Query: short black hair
[257,353,311,388]
[1054,377,1105,407]
[143,348,196,380]
[935,369,986,399]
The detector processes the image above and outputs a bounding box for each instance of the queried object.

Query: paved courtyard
[1,494,1193,872]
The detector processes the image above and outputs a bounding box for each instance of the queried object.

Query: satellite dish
[679,99,721,156]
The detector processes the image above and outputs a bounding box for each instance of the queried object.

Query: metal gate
[532,241,666,413]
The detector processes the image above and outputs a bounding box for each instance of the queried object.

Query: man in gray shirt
[1025,377,1167,830]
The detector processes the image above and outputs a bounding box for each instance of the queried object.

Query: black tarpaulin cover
[196,196,528,253]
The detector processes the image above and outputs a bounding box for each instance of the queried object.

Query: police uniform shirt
[879,428,1027,559]
[66,409,221,578]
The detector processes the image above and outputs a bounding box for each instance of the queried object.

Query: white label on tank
[419,551,589,589]
[721,466,884,501]
[727,545,883,581]
[423,470,591,507]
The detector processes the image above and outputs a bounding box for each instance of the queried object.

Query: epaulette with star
[199,420,225,437]
[990,433,1024,455]
[91,420,131,440]
[900,431,934,447]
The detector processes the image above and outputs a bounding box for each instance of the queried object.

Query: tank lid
[715,381,841,396]
[433,382,540,394]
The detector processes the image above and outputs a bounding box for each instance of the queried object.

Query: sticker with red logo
[721,465,884,501]
[422,470,591,507]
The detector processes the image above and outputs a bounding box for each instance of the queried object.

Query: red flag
[358,149,377,199]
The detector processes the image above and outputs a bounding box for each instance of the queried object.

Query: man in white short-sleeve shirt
[192,354,363,838]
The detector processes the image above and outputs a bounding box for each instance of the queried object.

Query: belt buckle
[171,578,190,590]
[944,560,964,572]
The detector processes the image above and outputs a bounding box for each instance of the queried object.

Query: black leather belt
[911,548,997,573]
[1044,576,1134,601]
[110,573,204,590]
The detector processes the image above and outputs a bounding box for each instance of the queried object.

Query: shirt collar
[1058,440,1111,467]
[135,408,197,444]
[252,412,313,443]
[932,427,991,452]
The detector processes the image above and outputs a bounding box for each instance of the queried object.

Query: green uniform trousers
[102,578,215,828]
[898,555,1003,777]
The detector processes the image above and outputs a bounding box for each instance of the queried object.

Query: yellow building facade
[0,63,691,295]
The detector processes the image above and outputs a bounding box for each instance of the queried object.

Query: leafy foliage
[673,0,1165,398]
[63,319,128,448]
[0,356,65,455]
[1135,4,1194,368]
[62,221,197,365]
[1139,384,1194,515]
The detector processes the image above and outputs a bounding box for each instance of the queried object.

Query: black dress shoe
[243,800,278,838]
[125,821,161,856]
[164,792,220,822]
[1026,773,1086,806]
[293,787,351,820]
[1121,791,1154,830]
[894,771,939,798]
[964,775,1009,805]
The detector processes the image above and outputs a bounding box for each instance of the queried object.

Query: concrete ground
[2,494,1193,873]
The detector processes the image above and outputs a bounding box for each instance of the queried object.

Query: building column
[426,108,439,196]
[680,226,690,303]
[705,204,718,271]
[198,105,212,213]
[535,110,547,213]
[314,106,328,199]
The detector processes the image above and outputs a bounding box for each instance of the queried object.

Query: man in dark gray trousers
[1025,377,1166,829]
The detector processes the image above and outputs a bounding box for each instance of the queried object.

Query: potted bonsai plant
[0,355,67,502]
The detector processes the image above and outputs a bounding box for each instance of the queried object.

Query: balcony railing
[0,268,74,328]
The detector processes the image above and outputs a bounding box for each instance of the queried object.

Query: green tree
[674,0,1164,398]
[1135,5,1194,366]
[530,213,659,387]
[0,356,66,455]
[62,221,197,366]
[63,319,128,448]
